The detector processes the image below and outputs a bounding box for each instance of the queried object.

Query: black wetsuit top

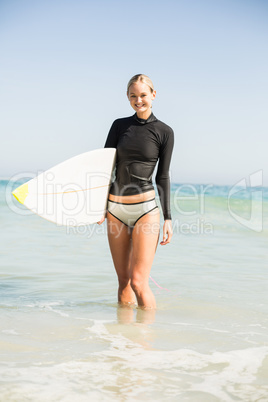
[104,113,174,220]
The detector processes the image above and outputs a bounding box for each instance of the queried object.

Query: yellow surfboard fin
[12,183,29,205]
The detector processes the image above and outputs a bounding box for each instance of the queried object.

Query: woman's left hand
[160,219,173,245]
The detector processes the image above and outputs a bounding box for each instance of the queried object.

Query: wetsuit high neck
[133,112,157,124]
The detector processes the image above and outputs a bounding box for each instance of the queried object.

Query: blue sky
[1,0,267,185]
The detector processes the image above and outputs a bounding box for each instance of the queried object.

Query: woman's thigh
[131,208,160,280]
[107,211,132,281]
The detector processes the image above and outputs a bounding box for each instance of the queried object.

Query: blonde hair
[127,74,155,94]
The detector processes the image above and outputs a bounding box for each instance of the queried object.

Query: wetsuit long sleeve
[155,129,174,220]
[104,120,119,148]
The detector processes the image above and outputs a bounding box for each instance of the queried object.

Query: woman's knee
[130,274,148,294]
[118,276,131,290]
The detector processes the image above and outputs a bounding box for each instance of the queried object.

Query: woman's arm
[98,120,119,224]
[155,127,174,244]
[104,120,119,148]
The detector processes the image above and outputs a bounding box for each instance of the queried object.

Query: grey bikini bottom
[107,198,158,228]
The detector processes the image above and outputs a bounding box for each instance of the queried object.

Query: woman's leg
[130,208,160,309]
[107,212,136,304]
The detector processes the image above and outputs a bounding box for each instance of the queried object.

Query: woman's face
[127,81,156,117]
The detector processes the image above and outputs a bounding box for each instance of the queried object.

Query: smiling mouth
[135,104,145,108]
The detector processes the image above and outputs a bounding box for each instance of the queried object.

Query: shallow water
[1,179,268,401]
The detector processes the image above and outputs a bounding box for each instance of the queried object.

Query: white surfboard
[12,148,116,226]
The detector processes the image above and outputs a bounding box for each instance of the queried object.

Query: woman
[98,74,174,309]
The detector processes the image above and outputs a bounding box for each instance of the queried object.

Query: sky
[0,0,268,186]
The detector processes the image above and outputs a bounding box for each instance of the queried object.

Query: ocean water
[1,177,268,401]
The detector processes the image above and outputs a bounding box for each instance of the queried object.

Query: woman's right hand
[97,213,106,225]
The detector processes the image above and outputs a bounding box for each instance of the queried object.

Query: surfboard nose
[12,183,29,205]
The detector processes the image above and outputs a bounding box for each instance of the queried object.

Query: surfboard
[12,148,116,226]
